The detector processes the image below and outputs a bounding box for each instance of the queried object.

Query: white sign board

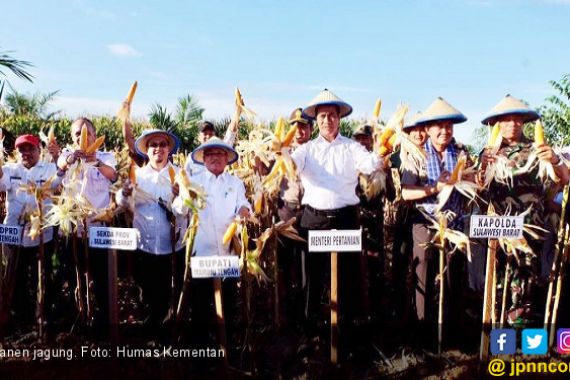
[191,256,241,278]
[89,227,138,250]
[469,215,525,239]
[0,225,22,245]
[308,229,362,252]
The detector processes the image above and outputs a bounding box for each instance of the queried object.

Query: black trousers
[6,242,55,327]
[300,205,364,332]
[60,237,109,329]
[135,249,185,328]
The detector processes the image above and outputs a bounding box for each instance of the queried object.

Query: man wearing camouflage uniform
[478,95,569,326]
[277,108,313,327]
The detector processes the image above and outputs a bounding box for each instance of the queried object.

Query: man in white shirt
[291,89,382,351]
[184,120,238,176]
[176,137,250,348]
[118,129,185,331]
[185,137,250,256]
[56,117,117,330]
[0,134,61,329]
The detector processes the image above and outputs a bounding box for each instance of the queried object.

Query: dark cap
[352,125,373,137]
[288,108,313,127]
[198,121,216,132]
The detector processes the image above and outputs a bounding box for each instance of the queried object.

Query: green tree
[3,87,59,119]
[540,74,570,146]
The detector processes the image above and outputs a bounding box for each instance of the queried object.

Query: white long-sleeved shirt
[175,170,250,257]
[184,130,237,176]
[116,163,187,255]
[57,149,116,235]
[0,161,61,246]
[291,134,380,209]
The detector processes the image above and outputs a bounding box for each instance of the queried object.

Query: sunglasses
[148,142,169,149]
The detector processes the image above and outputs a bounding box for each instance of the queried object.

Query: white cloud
[106,44,142,57]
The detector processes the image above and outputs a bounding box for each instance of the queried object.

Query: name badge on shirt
[191,256,240,278]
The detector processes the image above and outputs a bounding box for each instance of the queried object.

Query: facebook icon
[491,329,516,355]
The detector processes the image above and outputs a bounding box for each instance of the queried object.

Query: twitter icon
[522,329,548,355]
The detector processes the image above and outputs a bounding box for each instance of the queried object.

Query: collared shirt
[116,163,187,255]
[178,170,250,257]
[0,161,61,246]
[57,148,117,235]
[184,130,237,176]
[291,134,380,209]
[401,139,471,229]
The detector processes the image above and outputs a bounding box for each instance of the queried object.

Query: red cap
[15,134,40,149]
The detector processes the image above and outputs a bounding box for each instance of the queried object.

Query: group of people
[1,88,568,358]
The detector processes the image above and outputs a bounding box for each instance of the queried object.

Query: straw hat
[481,94,540,125]
[415,97,467,126]
[403,112,423,130]
[302,89,353,119]
[191,137,239,165]
[288,108,313,126]
[352,124,373,137]
[135,129,179,157]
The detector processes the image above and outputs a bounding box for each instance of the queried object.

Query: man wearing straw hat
[117,129,186,332]
[0,134,62,330]
[479,94,568,326]
[291,89,382,351]
[401,97,472,338]
[175,137,250,348]
[184,120,239,176]
[276,108,313,327]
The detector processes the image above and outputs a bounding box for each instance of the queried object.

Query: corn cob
[373,99,382,119]
[48,125,56,144]
[262,158,284,185]
[282,124,298,147]
[235,88,245,107]
[85,136,105,155]
[274,117,285,142]
[487,123,501,147]
[253,191,263,214]
[168,166,176,185]
[126,81,138,105]
[450,154,467,183]
[378,127,395,147]
[379,133,398,156]
[223,221,238,245]
[79,125,89,151]
[177,168,192,189]
[534,120,545,145]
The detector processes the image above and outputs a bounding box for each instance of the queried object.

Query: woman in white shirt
[117,129,186,331]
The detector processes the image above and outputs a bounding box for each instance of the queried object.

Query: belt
[282,201,302,211]
[305,204,358,218]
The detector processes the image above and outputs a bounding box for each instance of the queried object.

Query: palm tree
[0,49,33,82]
[148,95,204,151]
[175,94,204,128]
[149,104,177,132]
[3,88,59,119]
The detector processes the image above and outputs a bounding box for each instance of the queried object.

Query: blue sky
[3,0,570,142]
